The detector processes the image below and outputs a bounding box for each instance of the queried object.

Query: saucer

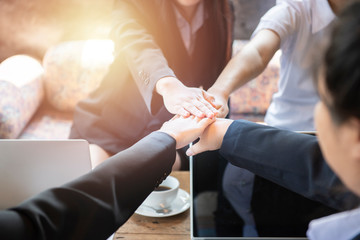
[135,188,190,217]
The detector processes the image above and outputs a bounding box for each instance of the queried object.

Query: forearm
[208,44,266,98]
[111,1,175,113]
[208,29,280,99]
[156,77,184,96]
[220,120,360,211]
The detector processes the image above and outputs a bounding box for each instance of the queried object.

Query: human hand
[159,115,215,149]
[207,90,229,118]
[156,77,219,118]
[205,90,229,118]
[186,118,233,156]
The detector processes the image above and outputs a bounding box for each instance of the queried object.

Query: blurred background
[0,0,275,62]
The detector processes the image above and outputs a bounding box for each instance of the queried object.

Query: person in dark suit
[69,0,233,169]
[0,115,214,240]
[185,2,360,239]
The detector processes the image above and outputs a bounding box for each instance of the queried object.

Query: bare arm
[207,29,281,117]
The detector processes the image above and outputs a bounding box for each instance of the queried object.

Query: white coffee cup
[142,175,179,209]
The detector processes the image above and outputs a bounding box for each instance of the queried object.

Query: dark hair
[324,1,360,124]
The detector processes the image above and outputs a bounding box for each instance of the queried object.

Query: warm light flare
[0,55,43,88]
[81,39,115,69]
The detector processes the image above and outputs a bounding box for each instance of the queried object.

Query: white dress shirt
[307,207,360,240]
[252,0,336,131]
[173,1,206,55]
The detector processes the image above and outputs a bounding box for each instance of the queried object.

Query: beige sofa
[0,40,113,139]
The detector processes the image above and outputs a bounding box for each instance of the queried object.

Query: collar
[191,1,205,36]
[311,0,336,33]
[173,1,206,54]
[173,1,206,35]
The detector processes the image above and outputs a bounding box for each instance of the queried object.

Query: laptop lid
[190,151,308,240]
[0,139,91,210]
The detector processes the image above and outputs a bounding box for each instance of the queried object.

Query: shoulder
[275,0,311,20]
[265,0,311,22]
[253,0,311,40]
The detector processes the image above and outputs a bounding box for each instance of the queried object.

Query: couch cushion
[0,55,44,138]
[42,40,114,112]
[229,59,279,115]
[19,101,73,139]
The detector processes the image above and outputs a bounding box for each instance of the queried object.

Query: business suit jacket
[220,120,360,211]
[69,0,233,154]
[0,132,176,240]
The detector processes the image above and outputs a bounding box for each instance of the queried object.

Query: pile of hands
[157,77,233,156]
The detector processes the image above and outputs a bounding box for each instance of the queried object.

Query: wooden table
[113,171,191,240]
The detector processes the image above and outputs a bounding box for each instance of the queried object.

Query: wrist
[157,129,176,141]
[207,86,229,101]
[156,77,184,96]
[214,118,233,146]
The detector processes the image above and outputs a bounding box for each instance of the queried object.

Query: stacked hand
[159,115,233,154]
[157,76,233,154]
[206,89,229,118]
[185,118,233,156]
[156,77,229,119]
[159,115,215,149]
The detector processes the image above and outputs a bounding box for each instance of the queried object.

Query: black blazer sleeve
[219,120,360,211]
[0,132,176,240]
[111,0,176,114]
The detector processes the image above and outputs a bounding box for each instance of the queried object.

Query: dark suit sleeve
[0,132,176,240]
[219,120,360,211]
[111,0,176,114]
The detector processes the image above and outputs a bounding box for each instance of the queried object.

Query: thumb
[186,142,205,156]
[202,90,217,106]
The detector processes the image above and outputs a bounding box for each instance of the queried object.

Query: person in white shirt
[212,0,353,236]
[184,2,360,238]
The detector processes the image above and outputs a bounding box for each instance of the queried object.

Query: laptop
[190,151,310,240]
[0,139,92,210]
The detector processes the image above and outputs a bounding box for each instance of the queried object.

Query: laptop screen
[0,139,92,210]
[190,149,335,240]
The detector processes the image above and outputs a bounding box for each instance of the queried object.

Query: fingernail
[186,149,193,156]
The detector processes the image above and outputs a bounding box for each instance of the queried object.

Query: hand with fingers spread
[186,118,233,156]
[156,77,219,119]
[159,115,215,149]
